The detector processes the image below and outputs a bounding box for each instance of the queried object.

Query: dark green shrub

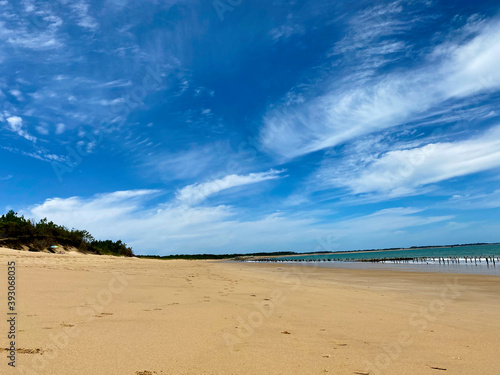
[0,210,134,257]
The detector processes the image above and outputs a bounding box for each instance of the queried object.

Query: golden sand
[0,247,498,375]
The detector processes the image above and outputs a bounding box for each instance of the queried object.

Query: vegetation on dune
[0,210,134,257]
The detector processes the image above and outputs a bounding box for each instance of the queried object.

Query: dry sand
[0,247,498,375]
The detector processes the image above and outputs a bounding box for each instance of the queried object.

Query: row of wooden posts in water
[358,256,498,266]
[251,256,500,266]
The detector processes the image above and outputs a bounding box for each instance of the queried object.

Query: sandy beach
[0,247,499,375]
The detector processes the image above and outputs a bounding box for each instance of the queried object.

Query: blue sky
[1,0,500,255]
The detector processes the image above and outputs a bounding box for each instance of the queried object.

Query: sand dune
[0,247,498,375]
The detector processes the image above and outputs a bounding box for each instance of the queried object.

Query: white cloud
[446,190,500,210]
[332,207,453,237]
[176,169,285,205]
[320,124,500,196]
[9,89,24,101]
[0,6,64,50]
[143,143,237,181]
[7,116,22,129]
[5,116,37,142]
[29,190,160,225]
[260,15,500,159]
[99,98,125,106]
[331,0,412,73]
[76,139,96,153]
[71,0,99,30]
[55,123,65,134]
[36,123,50,135]
[269,24,305,41]
[0,145,65,163]
[24,190,454,254]
[98,79,133,88]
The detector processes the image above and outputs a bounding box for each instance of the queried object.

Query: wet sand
[0,247,499,375]
[268,259,500,275]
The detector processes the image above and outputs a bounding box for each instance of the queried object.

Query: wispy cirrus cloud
[0,0,185,166]
[176,169,285,205]
[70,0,99,31]
[269,23,305,41]
[142,143,231,181]
[0,1,64,50]
[318,124,500,197]
[98,79,133,88]
[260,13,500,159]
[446,190,500,210]
[332,0,417,74]
[0,145,66,163]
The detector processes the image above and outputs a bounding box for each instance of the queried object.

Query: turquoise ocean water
[251,244,500,275]
[274,244,500,262]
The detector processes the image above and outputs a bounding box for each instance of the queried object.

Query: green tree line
[0,210,134,257]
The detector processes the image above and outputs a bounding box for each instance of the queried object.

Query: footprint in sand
[17,348,46,354]
[0,348,47,355]
[94,312,114,317]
